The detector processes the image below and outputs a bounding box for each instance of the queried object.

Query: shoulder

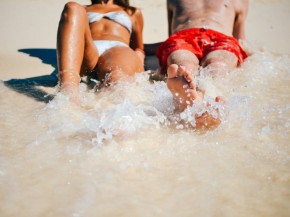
[126,6,143,18]
[84,4,98,12]
[126,7,143,26]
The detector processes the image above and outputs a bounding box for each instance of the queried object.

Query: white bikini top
[87,11,132,34]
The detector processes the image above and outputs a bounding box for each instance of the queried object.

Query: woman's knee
[62,1,85,19]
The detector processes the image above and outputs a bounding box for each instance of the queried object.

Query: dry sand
[0,0,289,81]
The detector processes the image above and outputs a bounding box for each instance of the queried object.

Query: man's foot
[167,64,203,111]
[194,96,225,130]
[166,64,225,130]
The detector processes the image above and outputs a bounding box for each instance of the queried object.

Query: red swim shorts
[156,28,248,74]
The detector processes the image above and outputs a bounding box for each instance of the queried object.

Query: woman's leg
[56,2,98,95]
[96,46,144,83]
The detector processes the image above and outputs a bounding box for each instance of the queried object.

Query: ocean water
[0,45,290,217]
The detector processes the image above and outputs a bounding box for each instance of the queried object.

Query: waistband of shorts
[173,27,232,38]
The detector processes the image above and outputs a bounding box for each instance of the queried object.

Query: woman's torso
[85,4,133,44]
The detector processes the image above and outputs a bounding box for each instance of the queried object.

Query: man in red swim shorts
[150,0,249,129]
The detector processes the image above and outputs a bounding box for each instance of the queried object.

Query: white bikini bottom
[93,40,128,56]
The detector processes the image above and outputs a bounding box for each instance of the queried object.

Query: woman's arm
[129,8,145,64]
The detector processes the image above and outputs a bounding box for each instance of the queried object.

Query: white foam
[1,48,290,216]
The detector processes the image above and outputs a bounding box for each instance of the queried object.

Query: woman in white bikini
[57,0,145,99]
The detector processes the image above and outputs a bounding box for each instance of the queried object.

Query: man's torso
[167,0,240,36]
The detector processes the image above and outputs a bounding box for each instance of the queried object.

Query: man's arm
[167,0,173,36]
[233,0,249,40]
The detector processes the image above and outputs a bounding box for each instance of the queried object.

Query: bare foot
[167,64,203,111]
[195,96,225,130]
[166,64,225,130]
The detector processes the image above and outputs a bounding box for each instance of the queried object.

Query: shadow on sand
[3,48,160,103]
[4,48,59,103]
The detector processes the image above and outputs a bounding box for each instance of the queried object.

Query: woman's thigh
[96,46,144,82]
[81,32,99,75]
[80,26,99,76]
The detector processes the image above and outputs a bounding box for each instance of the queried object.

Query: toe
[215,96,226,103]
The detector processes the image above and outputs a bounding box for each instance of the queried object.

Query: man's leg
[166,49,225,130]
[187,50,237,129]
[201,50,238,77]
[166,49,202,111]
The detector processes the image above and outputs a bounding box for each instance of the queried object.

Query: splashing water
[0,47,290,216]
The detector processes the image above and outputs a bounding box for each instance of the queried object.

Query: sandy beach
[0,1,290,217]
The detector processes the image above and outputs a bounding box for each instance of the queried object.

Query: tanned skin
[57,0,145,102]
